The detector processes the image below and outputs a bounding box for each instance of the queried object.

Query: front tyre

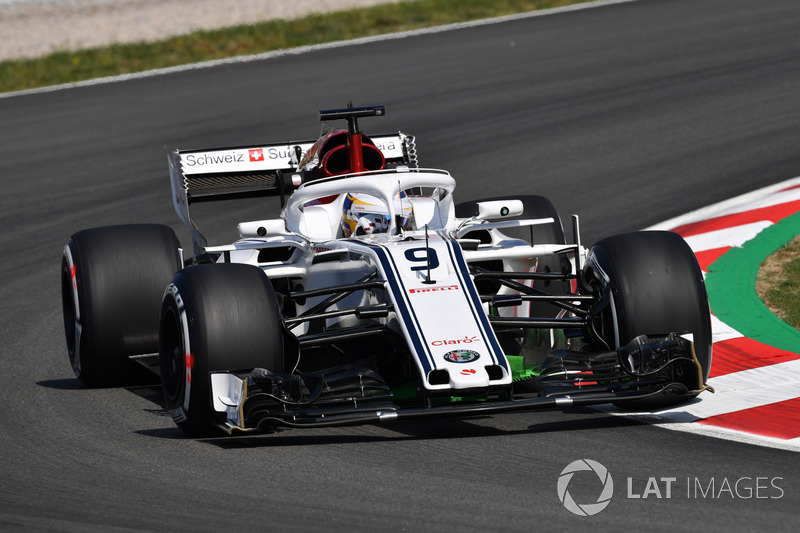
[585,231,712,407]
[159,263,284,436]
[61,224,181,387]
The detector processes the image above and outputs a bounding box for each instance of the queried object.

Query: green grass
[0,0,592,94]
[759,237,800,330]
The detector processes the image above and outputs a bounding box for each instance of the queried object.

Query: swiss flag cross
[249,149,264,162]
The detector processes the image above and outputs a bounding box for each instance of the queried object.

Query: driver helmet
[341,193,413,237]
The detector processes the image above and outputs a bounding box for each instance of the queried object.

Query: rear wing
[167,132,417,252]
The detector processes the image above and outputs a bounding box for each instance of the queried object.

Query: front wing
[208,334,711,434]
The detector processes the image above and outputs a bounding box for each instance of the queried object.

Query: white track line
[682,221,773,253]
[711,314,742,344]
[654,360,800,420]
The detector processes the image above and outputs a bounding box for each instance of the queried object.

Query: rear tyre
[159,263,284,436]
[585,231,712,407]
[61,224,181,387]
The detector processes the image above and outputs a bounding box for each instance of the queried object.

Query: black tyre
[159,263,284,436]
[61,224,181,387]
[585,231,712,405]
[455,195,571,319]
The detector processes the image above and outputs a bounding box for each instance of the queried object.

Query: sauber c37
[61,104,713,436]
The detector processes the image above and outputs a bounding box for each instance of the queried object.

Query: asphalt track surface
[2,0,800,531]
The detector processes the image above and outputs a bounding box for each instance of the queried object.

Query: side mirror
[475,199,524,220]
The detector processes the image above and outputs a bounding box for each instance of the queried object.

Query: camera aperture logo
[557,459,614,516]
[558,459,785,516]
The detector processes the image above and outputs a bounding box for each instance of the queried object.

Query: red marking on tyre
[185,353,193,383]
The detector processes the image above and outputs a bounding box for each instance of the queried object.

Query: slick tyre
[61,224,181,387]
[159,263,284,436]
[585,231,712,407]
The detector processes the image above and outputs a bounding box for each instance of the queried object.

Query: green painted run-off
[705,210,800,354]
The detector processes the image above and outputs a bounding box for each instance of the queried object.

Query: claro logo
[431,336,481,346]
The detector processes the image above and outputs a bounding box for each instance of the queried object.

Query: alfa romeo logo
[557,459,614,516]
[443,349,480,363]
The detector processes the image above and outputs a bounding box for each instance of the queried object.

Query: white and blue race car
[61,104,713,436]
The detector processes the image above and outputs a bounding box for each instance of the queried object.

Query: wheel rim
[61,253,83,375]
[160,306,185,404]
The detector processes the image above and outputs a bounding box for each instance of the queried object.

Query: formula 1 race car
[61,104,713,436]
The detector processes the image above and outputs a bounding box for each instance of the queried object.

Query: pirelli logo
[409,285,460,294]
